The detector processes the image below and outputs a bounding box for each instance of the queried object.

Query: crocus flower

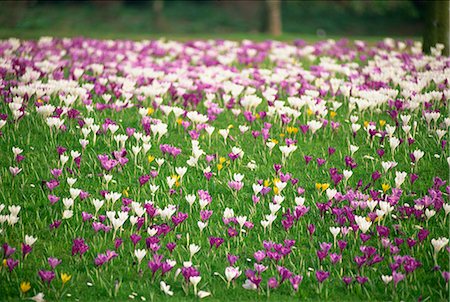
[267,277,279,289]
[289,275,303,291]
[315,270,330,283]
[38,270,55,286]
[3,243,16,258]
[342,276,352,286]
[71,238,89,258]
[6,258,19,272]
[48,257,62,269]
[392,271,405,287]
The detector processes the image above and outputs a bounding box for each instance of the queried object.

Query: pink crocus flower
[9,166,22,176]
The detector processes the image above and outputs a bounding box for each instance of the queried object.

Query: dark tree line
[2,0,449,55]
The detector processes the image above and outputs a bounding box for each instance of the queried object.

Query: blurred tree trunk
[153,0,165,31]
[266,0,282,36]
[423,0,449,55]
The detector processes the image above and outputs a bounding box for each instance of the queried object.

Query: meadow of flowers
[0,37,449,301]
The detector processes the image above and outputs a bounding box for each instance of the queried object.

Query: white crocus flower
[225,266,241,282]
[25,235,37,246]
[354,215,372,233]
[431,237,449,254]
[189,244,201,259]
[197,221,208,232]
[381,275,392,284]
[160,281,174,296]
[394,171,407,188]
[134,249,147,265]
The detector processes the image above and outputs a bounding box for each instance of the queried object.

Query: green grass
[0,28,418,43]
[0,39,448,302]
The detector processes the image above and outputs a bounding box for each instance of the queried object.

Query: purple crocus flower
[6,258,19,272]
[356,275,368,285]
[338,240,347,251]
[317,158,326,166]
[38,270,55,285]
[148,254,163,276]
[417,229,429,242]
[410,173,418,184]
[329,253,342,264]
[181,266,200,283]
[342,276,352,286]
[161,260,174,276]
[95,253,108,267]
[227,254,239,266]
[3,243,16,258]
[139,174,150,186]
[72,238,89,258]
[304,155,313,165]
[49,220,62,230]
[166,242,176,253]
[130,234,142,246]
[21,244,32,259]
[114,238,123,250]
[289,275,303,291]
[308,224,315,237]
[48,257,62,269]
[48,194,60,205]
[392,271,405,287]
[209,237,225,249]
[254,250,266,263]
[315,270,330,283]
[328,147,336,156]
[277,266,292,283]
[267,277,279,288]
[442,271,450,283]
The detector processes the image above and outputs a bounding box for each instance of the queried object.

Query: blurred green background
[0,0,425,40]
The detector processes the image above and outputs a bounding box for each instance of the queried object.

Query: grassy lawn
[0,36,448,302]
[0,28,418,43]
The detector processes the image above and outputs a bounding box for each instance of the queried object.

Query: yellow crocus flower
[307,108,313,116]
[382,183,390,193]
[147,107,154,115]
[315,183,322,190]
[287,127,298,134]
[20,281,31,293]
[379,120,386,127]
[219,157,226,164]
[321,183,330,191]
[330,111,337,119]
[148,155,155,163]
[217,164,223,171]
[61,273,72,285]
